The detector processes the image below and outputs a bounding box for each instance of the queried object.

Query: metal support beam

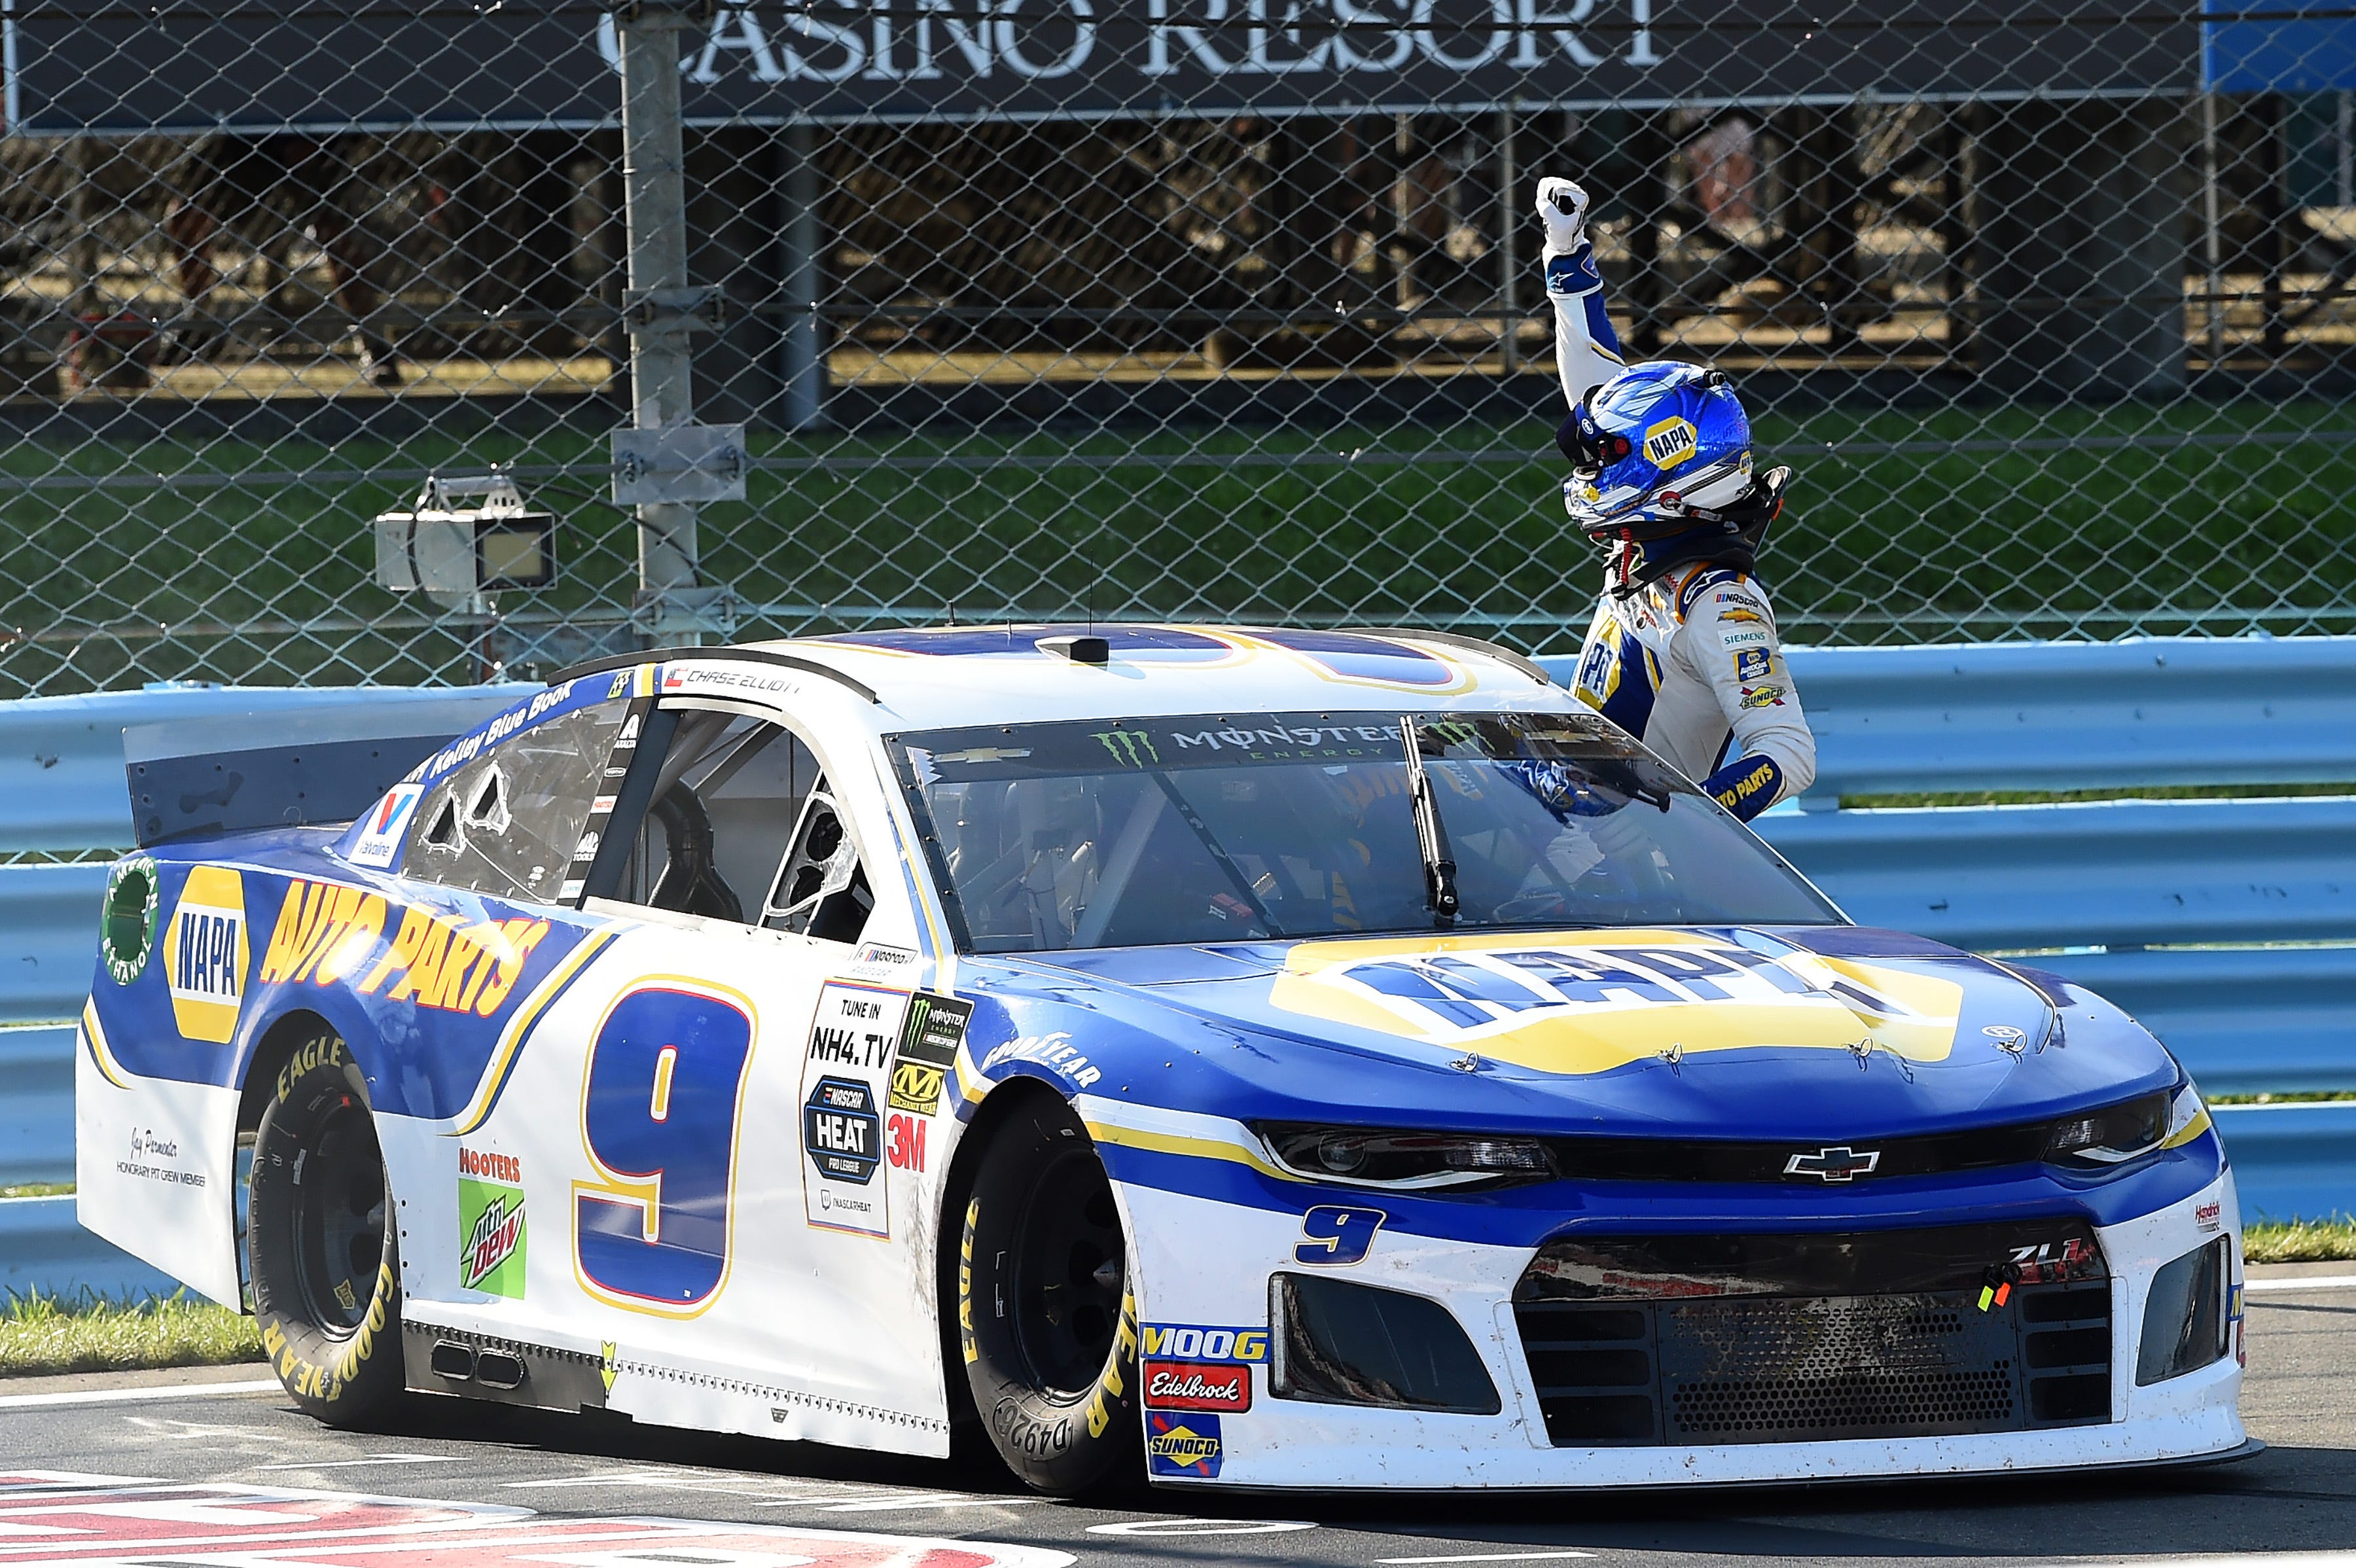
[781,120,824,432]
[616,1,730,646]
[1497,105,1518,377]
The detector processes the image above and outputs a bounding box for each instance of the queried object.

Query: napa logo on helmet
[1642,416,1698,471]
[1565,361,1757,532]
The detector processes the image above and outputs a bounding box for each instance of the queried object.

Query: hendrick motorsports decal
[1268,929,1963,1074]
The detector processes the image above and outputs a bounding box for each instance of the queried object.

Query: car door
[459,689,950,1447]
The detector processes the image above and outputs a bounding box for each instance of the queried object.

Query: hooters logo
[1144,1359,1251,1412]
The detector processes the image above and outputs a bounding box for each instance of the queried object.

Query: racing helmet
[1560,361,1756,540]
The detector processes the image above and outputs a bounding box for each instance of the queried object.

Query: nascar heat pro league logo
[457,1147,526,1298]
[162,866,249,1043]
[799,976,908,1239]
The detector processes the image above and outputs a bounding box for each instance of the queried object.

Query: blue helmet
[1560,361,1756,539]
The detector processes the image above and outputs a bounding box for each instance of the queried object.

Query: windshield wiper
[1399,717,1459,927]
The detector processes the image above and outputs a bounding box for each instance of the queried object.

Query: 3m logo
[1642,416,1698,470]
[162,865,249,1043]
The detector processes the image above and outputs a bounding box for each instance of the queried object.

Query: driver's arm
[1536,176,1626,413]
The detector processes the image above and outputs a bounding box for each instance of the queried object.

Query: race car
[76,624,2248,1494]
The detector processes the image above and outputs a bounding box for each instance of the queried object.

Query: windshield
[891,710,1842,953]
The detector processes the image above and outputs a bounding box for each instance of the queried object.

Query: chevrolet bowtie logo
[1785,1145,1882,1182]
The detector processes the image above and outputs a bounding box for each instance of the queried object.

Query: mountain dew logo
[1094,730,1158,767]
[458,1178,526,1297]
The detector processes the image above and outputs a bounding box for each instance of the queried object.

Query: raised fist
[1534,176,1590,251]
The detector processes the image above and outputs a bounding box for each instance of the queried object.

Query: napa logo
[1268,930,1963,1077]
[1642,416,1698,470]
[162,866,249,1044]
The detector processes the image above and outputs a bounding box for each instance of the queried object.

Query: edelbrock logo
[1143,1359,1252,1412]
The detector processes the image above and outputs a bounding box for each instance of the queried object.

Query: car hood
[970,925,2179,1141]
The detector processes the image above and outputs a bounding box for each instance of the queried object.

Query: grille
[1514,1226,2114,1448]
[1542,1090,2169,1185]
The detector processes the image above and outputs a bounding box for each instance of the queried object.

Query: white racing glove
[1535,176,1590,253]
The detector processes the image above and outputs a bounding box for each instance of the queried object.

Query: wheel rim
[1007,1144,1126,1397]
[292,1100,386,1336]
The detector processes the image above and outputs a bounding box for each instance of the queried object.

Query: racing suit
[1544,228,1817,822]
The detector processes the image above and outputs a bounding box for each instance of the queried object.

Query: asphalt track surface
[2,1268,2352,1568]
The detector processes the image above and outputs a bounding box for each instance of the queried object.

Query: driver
[1535,175,1817,822]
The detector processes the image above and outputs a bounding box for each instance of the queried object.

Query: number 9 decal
[573,982,755,1315]
[1294,1204,1385,1266]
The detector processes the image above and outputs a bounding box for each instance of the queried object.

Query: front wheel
[247,1031,405,1425]
[959,1097,1140,1495]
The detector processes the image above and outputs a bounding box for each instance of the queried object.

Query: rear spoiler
[124,687,535,847]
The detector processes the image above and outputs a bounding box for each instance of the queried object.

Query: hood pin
[1447,1052,1481,1073]
[1984,1025,2026,1055]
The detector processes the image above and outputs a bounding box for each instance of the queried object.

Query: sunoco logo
[1093,730,1158,767]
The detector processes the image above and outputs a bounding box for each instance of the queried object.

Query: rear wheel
[959,1096,1139,1496]
[247,1031,404,1425]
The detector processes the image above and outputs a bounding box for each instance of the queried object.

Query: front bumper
[1121,1163,2245,1489]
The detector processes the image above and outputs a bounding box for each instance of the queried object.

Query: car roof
[714,623,1569,732]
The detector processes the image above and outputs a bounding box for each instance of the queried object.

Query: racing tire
[247,1030,405,1427]
[959,1097,1141,1497]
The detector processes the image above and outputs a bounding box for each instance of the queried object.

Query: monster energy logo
[1423,719,1480,752]
[1094,730,1160,767]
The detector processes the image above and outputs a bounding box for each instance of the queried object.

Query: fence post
[616,1,721,647]
[780,120,823,432]
[1497,105,1518,378]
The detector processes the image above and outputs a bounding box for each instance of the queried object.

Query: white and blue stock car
[76,625,2249,1494]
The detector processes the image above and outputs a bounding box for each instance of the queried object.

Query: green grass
[7,397,2356,692]
[0,1183,74,1200]
[2244,1218,2356,1264]
[0,1290,262,1378]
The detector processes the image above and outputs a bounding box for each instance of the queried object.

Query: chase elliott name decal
[1268,929,1963,1075]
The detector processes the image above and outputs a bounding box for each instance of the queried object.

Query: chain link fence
[3,2,2355,693]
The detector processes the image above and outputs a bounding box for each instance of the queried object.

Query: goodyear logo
[1642,416,1699,470]
[162,866,249,1044]
[259,878,550,1016]
[1267,931,1963,1076]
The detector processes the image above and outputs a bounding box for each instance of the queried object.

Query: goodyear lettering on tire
[1082,1289,1138,1438]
